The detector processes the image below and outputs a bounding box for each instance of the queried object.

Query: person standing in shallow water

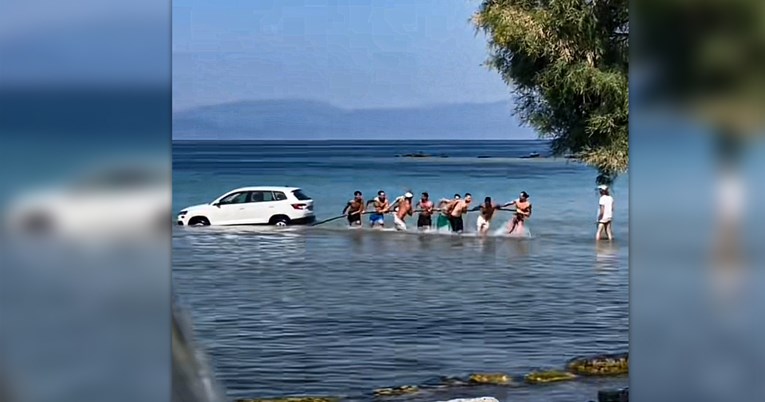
[416,192,434,230]
[342,191,365,226]
[366,190,389,228]
[447,193,472,233]
[391,192,414,231]
[435,194,460,231]
[596,185,614,240]
[504,191,532,235]
[474,196,501,235]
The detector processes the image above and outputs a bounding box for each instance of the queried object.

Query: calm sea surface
[172,140,629,402]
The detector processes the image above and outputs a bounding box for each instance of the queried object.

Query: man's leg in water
[596,223,604,240]
[508,216,519,234]
[605,221,613,240]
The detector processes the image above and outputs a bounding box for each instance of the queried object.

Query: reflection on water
[595,241,620,271]
[173,226,628,401]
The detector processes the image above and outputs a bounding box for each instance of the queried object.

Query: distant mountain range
[172,99,535,140]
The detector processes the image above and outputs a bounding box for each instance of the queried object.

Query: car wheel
[270,216,290,227]
[188,216,210,226]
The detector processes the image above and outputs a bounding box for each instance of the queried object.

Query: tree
[633,0,765,164]
[474,0,628,184]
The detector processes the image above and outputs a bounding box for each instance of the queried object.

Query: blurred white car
[3,164,170,239]
[177,186,315,227]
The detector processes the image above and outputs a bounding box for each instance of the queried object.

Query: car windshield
[292,189,311,201]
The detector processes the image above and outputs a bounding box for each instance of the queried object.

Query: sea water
[172,140,628,401]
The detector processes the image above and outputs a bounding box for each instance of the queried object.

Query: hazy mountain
[172,99,535,140]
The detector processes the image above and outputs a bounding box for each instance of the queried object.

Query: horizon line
[172,138,546,142]
[172,97,514,114]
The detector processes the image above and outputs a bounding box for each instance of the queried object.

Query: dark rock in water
[520,152,541,159]
[400,152,431,158]
[597,387,628,402]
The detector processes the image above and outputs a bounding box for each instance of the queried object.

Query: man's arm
[342,201,352,215]
[503,200,517,208]
[386,199,398,213]
[526,203,532,218]
[598,204,604,221]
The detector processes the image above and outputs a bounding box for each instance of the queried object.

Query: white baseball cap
[404,192,414,198]
[597,185,608,191]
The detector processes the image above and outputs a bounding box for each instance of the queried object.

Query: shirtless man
[596,185,614,240]
[366,190,390,228]
[433,194,459,231]
[416,192,435,230]
[342,191,365,226]
[474,196,500,235]
[504,191,532,235]
[391,192,414,231]
[447,193,472,233]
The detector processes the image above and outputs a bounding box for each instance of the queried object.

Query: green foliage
[634,0,765,135]
[474,0,629,183]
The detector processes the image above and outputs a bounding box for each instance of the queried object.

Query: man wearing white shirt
[596,184,614,240]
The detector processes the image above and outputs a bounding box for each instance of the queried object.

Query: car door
[243,190,275,224]
[215,191,251,225]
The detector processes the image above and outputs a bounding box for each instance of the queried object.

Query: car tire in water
[270,216,290,227]
[188,216,210,226]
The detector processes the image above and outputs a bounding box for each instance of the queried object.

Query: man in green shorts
[435,194,460,231]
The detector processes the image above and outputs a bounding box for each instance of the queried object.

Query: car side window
[219,192,249,205]
[249,191,275,202]
[249,191,265,203]
[273,191,287,201]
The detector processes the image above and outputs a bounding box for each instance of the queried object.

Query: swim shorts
[417,214,432,228]
[436,214,450,229]
[476,215,489,231]
[393,215,407,231]
[449,216,464,232]
[369,213,385,226]
[347,213,361,225]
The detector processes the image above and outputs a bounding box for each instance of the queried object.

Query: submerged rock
[524,370,577,384]
[236,398,339,402]
[434,397,500,402]
[467,373,512,385]
[373,385,420,397]
[597,387,629,402]
[567,353,628,376]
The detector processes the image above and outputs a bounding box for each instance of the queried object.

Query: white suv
[177,186,315,227]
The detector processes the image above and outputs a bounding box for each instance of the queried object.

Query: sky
[172,0,512,111]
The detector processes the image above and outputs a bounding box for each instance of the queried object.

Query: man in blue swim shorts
[365,190,390,228]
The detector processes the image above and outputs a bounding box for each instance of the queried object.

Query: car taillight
[291,203,307,210]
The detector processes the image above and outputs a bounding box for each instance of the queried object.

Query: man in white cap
[596,184,614,240]
[391,191,414,231]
